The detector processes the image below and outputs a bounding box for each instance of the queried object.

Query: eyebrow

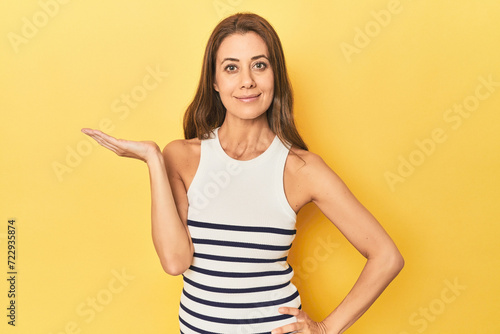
[221,54,269,64]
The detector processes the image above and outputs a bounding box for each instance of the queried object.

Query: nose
[239,67,255,89]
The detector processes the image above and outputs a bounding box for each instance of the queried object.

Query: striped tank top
[179,126,301,333]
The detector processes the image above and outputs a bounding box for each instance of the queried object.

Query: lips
[235,93,261,102]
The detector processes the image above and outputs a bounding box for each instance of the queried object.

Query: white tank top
[179,126,301,333]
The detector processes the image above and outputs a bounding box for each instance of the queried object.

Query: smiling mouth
[235,93,261,102]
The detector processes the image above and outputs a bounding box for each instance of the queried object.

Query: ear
[213,82,219,92]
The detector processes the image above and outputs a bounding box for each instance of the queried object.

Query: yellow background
[1,0,499,333]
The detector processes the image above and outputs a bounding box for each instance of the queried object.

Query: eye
[254,62,268,70]
[224,64,238,72]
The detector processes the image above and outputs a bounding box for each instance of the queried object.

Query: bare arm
[311,154,404,333]
[81,128,193,275]
[148,147,194,275]
[273,152,404,334]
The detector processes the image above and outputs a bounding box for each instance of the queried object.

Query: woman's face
[213,32,274,122]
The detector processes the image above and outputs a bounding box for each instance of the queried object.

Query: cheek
[264,72,274,92]
[215,77,235,94]
[264,79,274,95]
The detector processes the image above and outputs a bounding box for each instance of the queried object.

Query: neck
[217,113,275,160]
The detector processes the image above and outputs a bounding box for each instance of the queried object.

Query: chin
[226,107,269,121]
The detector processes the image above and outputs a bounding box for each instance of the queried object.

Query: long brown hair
[183,12,308,151]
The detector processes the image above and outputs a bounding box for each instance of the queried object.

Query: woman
[82,12,404,334]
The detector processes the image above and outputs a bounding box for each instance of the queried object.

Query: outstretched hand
[271,307,329,334]
[81,128,161,163]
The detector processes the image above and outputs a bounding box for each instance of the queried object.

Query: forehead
[216,32,269,60]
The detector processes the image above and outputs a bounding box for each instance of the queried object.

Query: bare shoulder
[284,146,338,212]
[162,138,201,162]
[287,146,332,176]
[292,147,351,210]
[162,138,201,177]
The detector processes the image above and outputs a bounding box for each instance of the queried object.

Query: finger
[82,128,123,147]
[84,132,126,156]
[81,128,93,134]
[278,307,301,317]
[81,128,151,161]
[83,129,125,152]
[86,132,119,151]
[271,322,302,334]
[94,138,122,154]
[90,130,123,147]
[81,128,105,135]
[81,128,106,137]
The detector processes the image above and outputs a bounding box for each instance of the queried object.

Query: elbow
[161,260,190,276]
[386,248,405,277]
[159,252,192,276]
[152,236,194,276]
[369,246,404,278]
[162,266,187,277]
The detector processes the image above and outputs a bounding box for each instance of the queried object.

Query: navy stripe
[180,305,302,334]
[179,316,220,334]
[183,276,290,294]
[180,302,294,325]
[188,219,296,235]
[183,289,300,308]
[192,238,291,251]
[194,252,287,263]
[180,316,273,334]
[189,265,293,278]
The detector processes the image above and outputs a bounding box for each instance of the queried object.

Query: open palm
[81,128,160,163]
